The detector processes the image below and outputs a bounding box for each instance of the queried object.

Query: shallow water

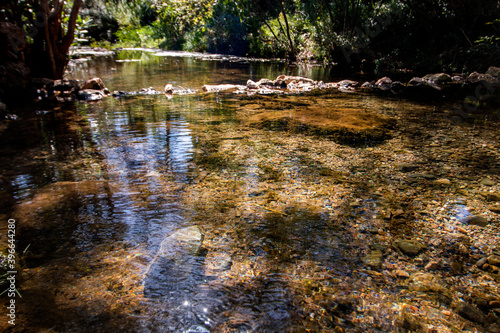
[1,50,499,332]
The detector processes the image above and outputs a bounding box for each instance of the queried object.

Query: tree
[1,0,83,79]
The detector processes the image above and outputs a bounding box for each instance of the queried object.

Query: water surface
[1,50,499,332]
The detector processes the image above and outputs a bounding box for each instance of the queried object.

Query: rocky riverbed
[0,53,499,332]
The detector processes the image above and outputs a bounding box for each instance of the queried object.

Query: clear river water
[1,49,499,333]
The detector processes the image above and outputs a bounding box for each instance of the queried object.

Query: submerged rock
[144,225,205,297]
[465,215,489,227]
[480,192,500,202]
[77,89,105,101]
[454,301,485,324]
[363,249,383,268]
[395,239,425,256]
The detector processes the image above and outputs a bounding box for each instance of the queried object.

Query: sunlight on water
[2,49,499,332]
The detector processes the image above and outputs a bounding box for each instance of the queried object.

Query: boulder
[79,77,106,91]
[45,79,79,93]
[375,76,392,90]
[408,77,424,86]
[164,84,173,94]
[391,81,406,94]
[256,78,275,87]
[467,72,497,84]
[361,81,376,91]
[77,89,104,101]
[247,79,259,89]
[337,79,359,88]
[486,66,500,77]
[422,73,452,90]
[275,75,315,85]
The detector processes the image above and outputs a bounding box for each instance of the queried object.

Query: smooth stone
[164,84,173,94]
[395,269,410,278]
[488,255,500,266]
[488,205,500,213]
[158,226,203,257]
[465,215,489,227]
[480,192,500,202]
[454,301,485,324]
[202,84,242,92]
[476,257,488,268]
[363,249,383,268]
[337,79,359,88]
[400,164,418,172]
[425,260,440,271]
[77,89,104,101]
[246,79,258,89]
[396,239,425,256]
[435,178,451,185]
[480,178,496,186]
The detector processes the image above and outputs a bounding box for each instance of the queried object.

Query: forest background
[1,0,500,80]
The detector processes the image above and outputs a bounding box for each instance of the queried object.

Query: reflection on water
[2,50,498,332]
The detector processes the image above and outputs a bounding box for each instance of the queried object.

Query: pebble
[476,257,488,268]
[435,178,451,185]
[363,249,383,268]
[465,215,489,227]
[480,178,496,186]
[396,239,425,256]
[395,269,410,278]
[488,205,500,213]
[454,301,485,324]
[488,255,500,266]
[490,300,500,308]
[481,192,500,202]
[425,260,440,271]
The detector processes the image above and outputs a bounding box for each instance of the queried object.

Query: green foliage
[75,0,500,72]
[115,25,159,48]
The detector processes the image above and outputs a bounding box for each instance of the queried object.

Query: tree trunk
[30,0,83,79]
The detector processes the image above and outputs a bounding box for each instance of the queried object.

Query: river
[1,49,499,332]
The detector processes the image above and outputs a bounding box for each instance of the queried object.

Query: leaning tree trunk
[30,0,83,79]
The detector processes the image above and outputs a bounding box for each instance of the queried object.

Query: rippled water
[1,50,498,332]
